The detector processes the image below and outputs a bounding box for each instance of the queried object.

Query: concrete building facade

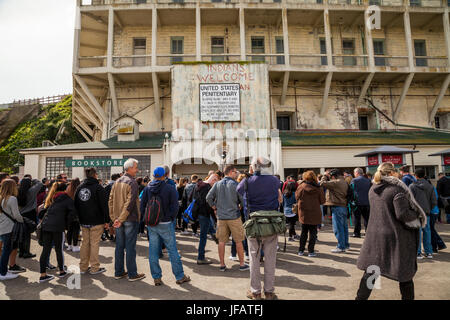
[21,0,450,180]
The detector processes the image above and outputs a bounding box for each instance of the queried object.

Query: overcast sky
[0,0,76,104]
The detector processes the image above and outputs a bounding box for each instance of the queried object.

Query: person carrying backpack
[140,166,190,286]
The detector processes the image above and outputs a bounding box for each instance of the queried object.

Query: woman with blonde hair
[0,179,25,280]
[356,162,426,300]
[38,182,77,283]
[296,171,325,256]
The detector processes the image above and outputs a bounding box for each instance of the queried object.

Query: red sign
[381,154,403,165]
[444,155,450,165]
[368,156,379,166]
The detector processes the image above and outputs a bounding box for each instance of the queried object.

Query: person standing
[38,182,77,283]
[17,177,43,258]
[356,162,426,300]
[437,172,450,224]
[66,178,81,252]
[296,171,325,257]
[282,181,298,241]
[109,158,146,282]
[351,168,372,238]
[74,168,109,274]
[409,169,437,259]
[181,175,199,235]
[207,165,249,272]
[400,166,416,187]
[236,158,282,300]
[140,167,190,286]
[176,178,188,231]
[0,179,24,280]
[429,183,446,252]
[320,169,349,253]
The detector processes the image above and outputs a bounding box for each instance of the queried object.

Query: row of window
[130,37,430,66]
[45,156,151,181]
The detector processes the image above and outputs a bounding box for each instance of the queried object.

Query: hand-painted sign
[66,159,128,167]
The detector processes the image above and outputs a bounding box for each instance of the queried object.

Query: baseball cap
[153,167,165,178]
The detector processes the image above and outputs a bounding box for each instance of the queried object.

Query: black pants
[191,221,199,234]
[19,209,36,255]
[299,224,318,253]
[66,222,80,246]
[286,215,297,237]
[430,214,446,250]
[39,231,64,273]
[356,272,414,300]
[353,205,370,236]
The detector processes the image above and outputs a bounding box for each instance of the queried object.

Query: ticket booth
[429,148,450,175]
[354,146,419,174]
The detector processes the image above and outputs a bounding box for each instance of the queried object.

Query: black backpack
[144,192,165,227]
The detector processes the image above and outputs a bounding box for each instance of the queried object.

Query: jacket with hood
[409,179,437,215]
[41,192,77,233]
[320,176,348,207]
[74,177,109,226]
[207,177,243,220]
[19,179,44,214]
[192,181,214,218]
[140,179,179,223]
[357,175,426,283]
[437,176,450,208]
[182,182,196,211]
[296,181,325,225]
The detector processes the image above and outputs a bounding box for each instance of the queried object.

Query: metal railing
[79,56,107,68]
[201,54,242,62]
[290,54,329,67]
[414,57,449,68]
[333,54,369,67]
[245,54,286,64]
[156,54,197,65]
[409,0,444,8]
[368,0,403,5]
[11,95,70,107]
[113,55,152,67]
[328,0,364,5]
[374,56,409,67]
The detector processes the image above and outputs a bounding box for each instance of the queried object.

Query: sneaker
[176,275,191,285]
[294,235,301,240]
[57,271,68,278]
[90,267,106,275]
[46,263,56,271]
[438,244,447,250]
[63,244,69,250]
[425,254,433,259]
[128,273,146,282]
[239,264,250,271]
[246,290,262,300]
[288,237,295,242]
[39,275,54,283]
[8,264,26,274]
[264,292,278,300]
[193,233,199,238]
[154,278,163,286]
[219,265,227,272]
[80,267,91,275]
[197,259,213,265]
[229,255,238,261]
[308,252,317,257]
[114,272,128,280]
[352,234,361,238]
[417,254,424,260]
[0,272,19,280]
[181,231,191,235]
[71,246,80,253]
[66,245,73,251]
[298,251,304,256]
[21,253,36,259]
[331,248,345,253]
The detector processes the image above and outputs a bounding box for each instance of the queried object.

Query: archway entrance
[172,158,219,179]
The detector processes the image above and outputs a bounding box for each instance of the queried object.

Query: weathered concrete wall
[0,104,41,145]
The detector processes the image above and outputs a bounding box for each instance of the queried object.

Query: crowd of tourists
[0,159,449,300]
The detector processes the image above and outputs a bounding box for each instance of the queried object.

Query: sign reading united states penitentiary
[199,83,240,122]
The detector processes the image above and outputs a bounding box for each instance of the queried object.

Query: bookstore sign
[66,159,128,167]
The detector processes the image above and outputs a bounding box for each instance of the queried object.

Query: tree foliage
[0,95,85,173]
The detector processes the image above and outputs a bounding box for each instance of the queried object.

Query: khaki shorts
[217,218,245,243]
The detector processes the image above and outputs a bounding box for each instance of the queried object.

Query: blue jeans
[332,206,349,250]
[0,233,12,276]
[418,216,432,255]
[197,215,211,260]
[148,223,184,281]
[208,216,216,235]
[115,221,139,278]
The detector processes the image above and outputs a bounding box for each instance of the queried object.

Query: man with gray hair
[350,168,372,238]
[236,157,283,300]
[109,158,146,282]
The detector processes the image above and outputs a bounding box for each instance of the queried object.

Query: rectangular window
[435,116,440,129]
[136,0,147,3]
[369,0,381,5]
[171,37,184,64]
[320,38,327,66]
[373,39,386,66]
[414,40,427,67]
[358,115,369,131]
[316,0,323,3]
[133,38,146,66]
[251,37,265,62]
[409,0,421,6]
[277,114,291,131]
[84,156,111,183]
[276,37,285,65]
[46,157,72,180]
[342,39,356,66]
[123,155,151,178]
[211,37,225,62]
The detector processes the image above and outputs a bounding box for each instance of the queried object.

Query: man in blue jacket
[140,167,190,286]
[400,165,417,187]
[351,168,372,238]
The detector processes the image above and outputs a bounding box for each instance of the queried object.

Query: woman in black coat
[38,182,77,283]
[356,162,426,300]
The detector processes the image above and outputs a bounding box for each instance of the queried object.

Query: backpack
[144,193,165,227]
[182,199,197,223]
[243,211,286,239]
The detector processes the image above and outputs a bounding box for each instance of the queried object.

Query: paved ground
[1,219,449,300]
